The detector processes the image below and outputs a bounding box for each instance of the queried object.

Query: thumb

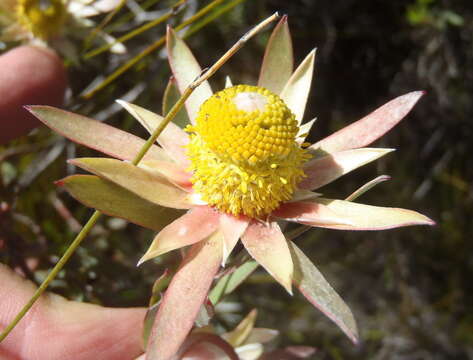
[0,264,145,360]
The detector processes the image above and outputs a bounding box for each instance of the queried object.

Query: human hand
[0,46,146,359]
[0,264,146,360]
[0,45,67,144]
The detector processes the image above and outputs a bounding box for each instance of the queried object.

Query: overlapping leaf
[70,157,192,209]
[146,232,223,360]
[59,175,183,231]
[258,15,293,95]
[27,105,169,161]
[166,27,213,123]
[289,241,358,344]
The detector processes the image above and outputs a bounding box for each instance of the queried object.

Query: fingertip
[0,45,68,144]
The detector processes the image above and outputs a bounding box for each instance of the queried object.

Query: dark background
[1,0,472,358]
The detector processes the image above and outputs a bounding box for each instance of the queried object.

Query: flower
[29,16,434,359]
[0,0,124,57]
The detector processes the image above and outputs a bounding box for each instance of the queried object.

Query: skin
[0,45,67,144]
[0,46,146,359]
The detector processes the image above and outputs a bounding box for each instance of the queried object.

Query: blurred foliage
[1,0,472,358]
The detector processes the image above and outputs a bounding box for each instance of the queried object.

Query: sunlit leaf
[27,105,169,161]
[241,221,293,294]
[146,231,223,360]
[138,206,220,264]
[138,159,193,192]
[315,198,435,230]
[116,100,190,167]
[280,49,316,125]
[274,201,355,227]
[311,91,425,153]
[245,328,279,344]
[219,213,249,265]
[60,175,183,231]
[258,15,293,95]
[296,117,316,143]
[70,157,192,209]
[278,199,435,230]
[299,148,394,190]
[222,309,257,347]
[289,240,359,344]
[225,76,233,88]
[167,27,213,123]
[235,343,264,360]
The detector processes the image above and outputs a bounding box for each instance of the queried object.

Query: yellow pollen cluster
[186,85,311,218]
[16,0,67,40]
[193,85,299,165]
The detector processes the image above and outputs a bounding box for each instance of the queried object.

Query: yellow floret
[186,85,311,218]
[16,0,67,40]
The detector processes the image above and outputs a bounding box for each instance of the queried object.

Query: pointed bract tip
[425,218,436,226]
[285,284,293,296]
[136,256,147,267]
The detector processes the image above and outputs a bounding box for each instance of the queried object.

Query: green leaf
[258,15,293,95]
[289,240,359,344]
[27,105,169,162]
[280,49,316,125]
[162,77,191,128]
[69,157,192,209]
[209,260,258,305]
[60,175,183,231]
[166,27,213,123]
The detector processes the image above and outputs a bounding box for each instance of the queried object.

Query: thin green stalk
[82,0,228,99]
[0,210,101,342]
[83,0,128,51]
[107,0,164,32]
[0,12,279,343]
[0,79,192,344]
[184,0,247,38]
[84,0,187,59]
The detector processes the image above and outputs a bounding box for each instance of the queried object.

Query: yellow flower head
[186,85,311,218]
[15,0,67,40]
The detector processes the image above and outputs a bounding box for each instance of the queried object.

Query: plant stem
[82,0,229,99]
[0,210,101,342]
[83,0,187,59]
[0,12,279,343]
